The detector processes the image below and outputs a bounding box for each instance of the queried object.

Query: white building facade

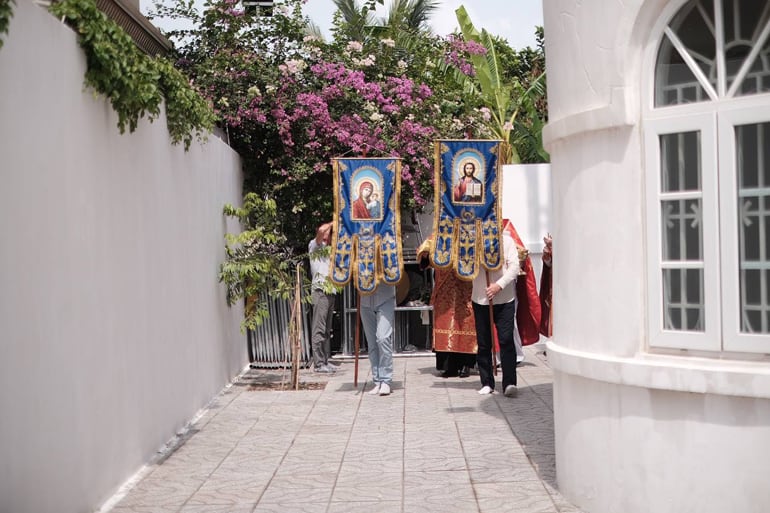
[542,1,770,512]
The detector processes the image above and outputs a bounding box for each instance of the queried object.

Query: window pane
[663,268,704,331]
[655,0,770,103]
[737,122,770,333]
[737,124,759,187]
[662,199,703,260]
[740,197,761,259]
[660,131,701,192]
[655,35,710,106]
[744,269,761,304]
[742,266,770,332]
[723,0,770,96]
[655,0,716,106]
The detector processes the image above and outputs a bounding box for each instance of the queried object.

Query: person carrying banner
[417,236,477,378]
[360,284,396,396]
[308,221,338,373]
[472,226,520,397]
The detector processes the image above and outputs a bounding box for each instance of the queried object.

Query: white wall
[501,163,552,282]
[542,1,770,512]
[0,2,246,512]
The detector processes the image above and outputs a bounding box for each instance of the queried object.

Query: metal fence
[246,291,312,368]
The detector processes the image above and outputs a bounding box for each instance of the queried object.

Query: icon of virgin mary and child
[352,180,382,220]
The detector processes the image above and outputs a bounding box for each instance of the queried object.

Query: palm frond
[304,20,325,40]
[333,0,363,24]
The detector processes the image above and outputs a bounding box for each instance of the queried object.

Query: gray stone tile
[275,457,344,476]
[404,469,472,488]
[327,500,402,513]
[103,355,565,513]
[186,473,271,505]
[468,459,542,484]
[115,474,202,508]
[110,505,180,513]
[403,437,464,459]
[338,455,404,474]
[403,456,467,472]
[252,501,328,513]
[179,505,255,513]
[403,471,475,503]
[474,480,557,512]
[331,482,402,502]
[403,498,479,513]
[255,471,334,504]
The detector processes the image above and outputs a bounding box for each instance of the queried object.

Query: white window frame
[718,103,770,352]
[643,0,770,355]
[645,113,722,351]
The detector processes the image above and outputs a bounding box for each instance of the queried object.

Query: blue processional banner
[330,158,403,294]
[432,140,504,280]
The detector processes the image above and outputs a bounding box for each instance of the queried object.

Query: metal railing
[246,292,312,368]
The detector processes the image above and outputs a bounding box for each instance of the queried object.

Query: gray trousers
[310,289,335,367]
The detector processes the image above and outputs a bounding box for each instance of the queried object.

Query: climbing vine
[0,0,13,51]
[49,0,215,149]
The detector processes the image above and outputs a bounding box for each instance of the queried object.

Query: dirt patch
[244,381,327,391]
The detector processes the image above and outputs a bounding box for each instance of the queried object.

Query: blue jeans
[360,296,395,386]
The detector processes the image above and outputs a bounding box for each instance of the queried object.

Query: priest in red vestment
[418,219,541,377]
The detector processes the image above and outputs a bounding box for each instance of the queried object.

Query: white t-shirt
[308,238,331,291]
[471,232,518,305]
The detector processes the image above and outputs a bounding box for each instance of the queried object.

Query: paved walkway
[106,345,582,513]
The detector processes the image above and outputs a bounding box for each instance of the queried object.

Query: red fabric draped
[502,219,542,346]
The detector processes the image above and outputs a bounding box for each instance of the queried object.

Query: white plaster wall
[501,163,552,297]
[0,2,246,512]
[554,371,770,513]
[501,164,552,249]
[548,129,645,357]
[542,1,770,512]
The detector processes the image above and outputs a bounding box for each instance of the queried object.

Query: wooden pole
[485,270,498,377]
[354,295,361,387]
[290,265,302,390]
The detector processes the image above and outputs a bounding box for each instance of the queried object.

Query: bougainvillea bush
[149,0,543,325]
[152,0,489,250]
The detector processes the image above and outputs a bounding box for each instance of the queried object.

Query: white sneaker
[504,384,517,397]
[367,383,381,395]
[478,385,493,395]
[379,383,391,396]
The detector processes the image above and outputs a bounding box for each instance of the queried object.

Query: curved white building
[542,1,770,512]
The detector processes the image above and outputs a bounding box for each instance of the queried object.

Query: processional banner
[330,158,403,294]
[432,140,504,280]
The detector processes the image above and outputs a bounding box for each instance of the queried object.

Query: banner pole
[354,291,361,387]
[485,270,498,377]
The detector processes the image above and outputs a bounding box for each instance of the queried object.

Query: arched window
[645,0,770,354]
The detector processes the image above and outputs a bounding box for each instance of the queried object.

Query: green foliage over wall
[49,0,215,149]
[0,0,14,50]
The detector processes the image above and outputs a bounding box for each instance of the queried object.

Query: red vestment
[502,219,542,346]
[418,238,477,354]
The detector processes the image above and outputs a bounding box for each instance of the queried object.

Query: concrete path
[106,345,582,513]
